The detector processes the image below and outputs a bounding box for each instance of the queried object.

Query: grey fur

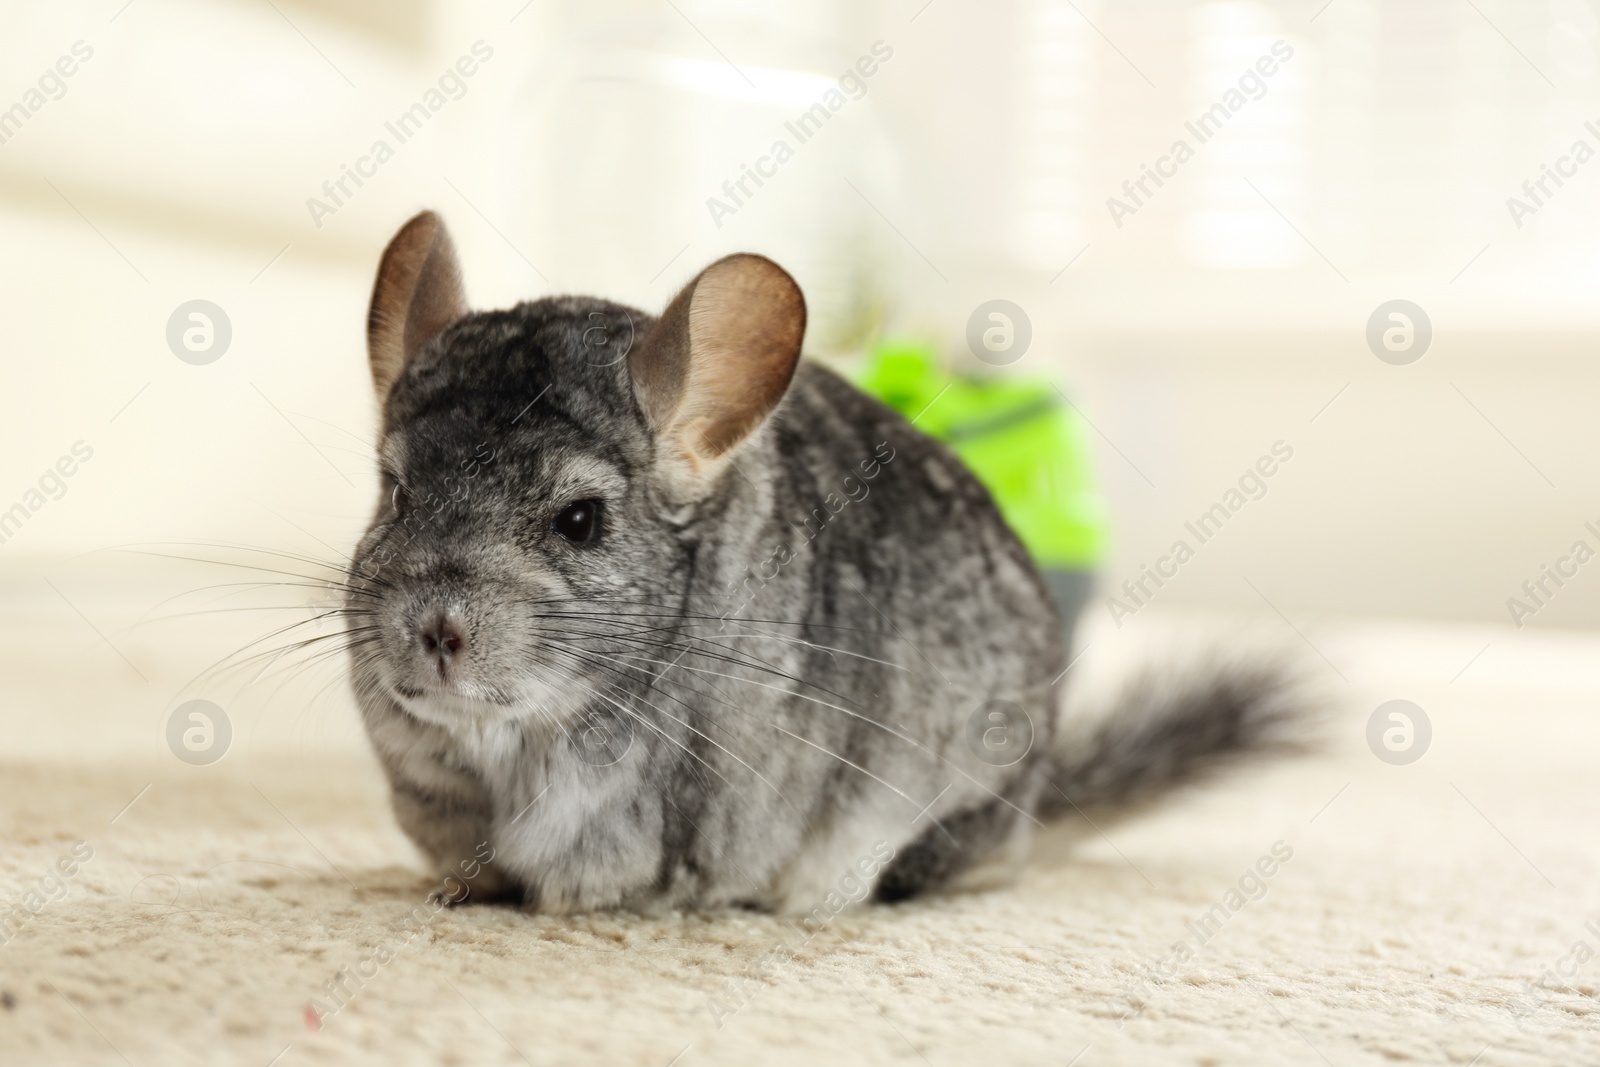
[345,218,1302,914]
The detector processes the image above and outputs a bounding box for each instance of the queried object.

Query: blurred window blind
[1182,1,1308,268]
[1006,0,1600,291]
[1009,0,1096,269]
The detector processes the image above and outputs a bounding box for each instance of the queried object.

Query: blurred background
[2,0,1597,756]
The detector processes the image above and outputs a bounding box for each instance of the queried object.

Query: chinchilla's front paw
[427,867,523,908]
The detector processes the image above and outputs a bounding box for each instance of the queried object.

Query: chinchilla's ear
[367,211,467,406]
[628,253,805,497]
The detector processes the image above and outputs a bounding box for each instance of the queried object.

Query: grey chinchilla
[345,211,1303,914]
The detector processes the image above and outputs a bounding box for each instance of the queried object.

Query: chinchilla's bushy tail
[1036,659,1310,822]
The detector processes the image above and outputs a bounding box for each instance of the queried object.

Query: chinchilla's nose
[417,610,468,670]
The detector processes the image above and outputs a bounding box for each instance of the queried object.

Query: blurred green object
[857,337,1108,581]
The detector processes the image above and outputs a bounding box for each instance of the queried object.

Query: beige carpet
[3,584,1598,1065]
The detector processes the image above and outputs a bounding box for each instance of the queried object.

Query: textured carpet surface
[2,603,1598,1066]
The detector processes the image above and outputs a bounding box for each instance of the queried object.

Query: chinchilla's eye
[552,500,599,543]
[391,482,409,515]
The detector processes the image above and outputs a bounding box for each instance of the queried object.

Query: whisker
[534,642,796,809]
[256,502,350,561]
[99,539,380,583]
[534,635,924,811]
[525,601,884,638]
[545,669,742,799]
[692,624,912,673]
[174,613,383,697]
[129,604,377,636]
[105,547,386,594]
[528,619,873,711]
[226,627,384,684]
[130,578,380,630]
[552,641,1046,829]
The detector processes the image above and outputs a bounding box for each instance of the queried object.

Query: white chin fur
[388,668,582,737]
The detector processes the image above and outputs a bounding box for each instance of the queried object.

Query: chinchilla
[346,211,1304,914]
